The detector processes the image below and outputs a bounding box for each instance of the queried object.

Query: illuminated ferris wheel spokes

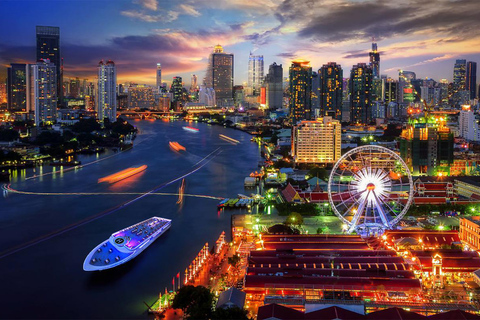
[327,145,414,235]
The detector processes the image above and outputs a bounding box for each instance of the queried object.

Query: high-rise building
[0,81,6,105]
[369,42,380,79]
[128,85,155,109]
[190,74,198,92]
[97,60,117,123]
[205,45,234,106]
[28,59,57,126]
[289,60,312,123]
[248,54,264,96]
[384,78,398,104]
[156,63,162,89]
[311,71,320,117]
[171,76,183,102]
[6,63,28,112]
[466,61,477,100]
[399,117,454,175]
[319,62,343,120]
[459,105,480,142]
[349,63,372,124]
[292,117,341,165]
[453,59,467,92]
[398,70,416,103]
[36,26,62,103]
[265,62,283,110]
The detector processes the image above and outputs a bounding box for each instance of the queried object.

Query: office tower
[265,62,283,110]
[466,61,477,100]
[0,81,6,105]
[156,63,162,89]
[28,59,57,126]
[289,60,312,123]
[205,45,234,106]
[248,54,264,96]
[398,70,416,103]
[36,26,62,103]
[190,74,198,92]
[199,86,216,106]
[6,63,28,112]
[459,105,480,142]
[171,77,183,102]
[369,42,380,79]
[97,60,117,123]
[453,59,467,92]
[384,78,398,104]
[400,117,453,175]
[319,62,343,120]
[69,78,80,98]
[349,63,372,124]
[292,117,341,165]
[127,85,155,109]
[311,72,320,117]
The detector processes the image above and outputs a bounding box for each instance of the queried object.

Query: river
[0,120,261,319]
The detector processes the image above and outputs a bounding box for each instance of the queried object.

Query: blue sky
[1,0,480,86]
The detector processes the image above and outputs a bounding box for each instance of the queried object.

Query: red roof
[366,307,426,320]
[427,310,480,320]
[244,275,421,291]
[257,303,304,320]
[306,306,364,319]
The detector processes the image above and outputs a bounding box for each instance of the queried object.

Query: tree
[307,166,328,180]
[171,285,213,319]
[285,212,303,226]
[0,129,19,142]
[71,118,101,133]
[228,254,241,268]
[212,307,250,320]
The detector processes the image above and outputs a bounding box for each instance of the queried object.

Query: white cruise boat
[83,217,171,271]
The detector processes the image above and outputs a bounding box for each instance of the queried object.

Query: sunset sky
[1,0,480,86]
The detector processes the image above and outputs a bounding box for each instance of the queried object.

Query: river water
[0,120,261,319]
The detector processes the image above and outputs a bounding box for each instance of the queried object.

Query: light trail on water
[0,147,222,260]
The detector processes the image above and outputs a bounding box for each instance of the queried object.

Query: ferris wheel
[327,145,414,235]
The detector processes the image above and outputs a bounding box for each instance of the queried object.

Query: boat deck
[113,218,170,250]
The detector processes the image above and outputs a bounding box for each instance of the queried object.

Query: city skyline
[1,0,480,85]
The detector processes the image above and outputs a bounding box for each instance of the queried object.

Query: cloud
[135,0,158,11]
[384,54,455,72]
[274,0,480,44]
[121,10,179,23]
[179,4,201,17]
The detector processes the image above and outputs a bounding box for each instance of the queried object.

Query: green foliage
[71,118,101,133]
[34,131,63,146]
[228,254,241,268]
[171,285,213,319]
[316,227,323,234]
[108,119,135,136]
[307,166,328,180]
[273,159,293,169]
[0,129,19,142]
[212,307,250,320]
[285,212,304,225]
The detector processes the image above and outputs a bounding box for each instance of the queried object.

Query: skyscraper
[190,74,198,92]
[398,70,416,103]
[205,45,234,107]
[265,62,283,110]
[384,78,398,104]
[156,63,162,89]
[248,54,264,96]
[311,71,320,117]
[97,60,117,123]
[453,59,467,92]
[36,26,62,103]
[292,117,341,165]
[28,59,57,126]
[349,63,372,124]
[466,61,477,100]
[289,60,312,123]
[7,63,28,112]
[369,42,380,79]
[319,62,343,120]
[171,76,183,102]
